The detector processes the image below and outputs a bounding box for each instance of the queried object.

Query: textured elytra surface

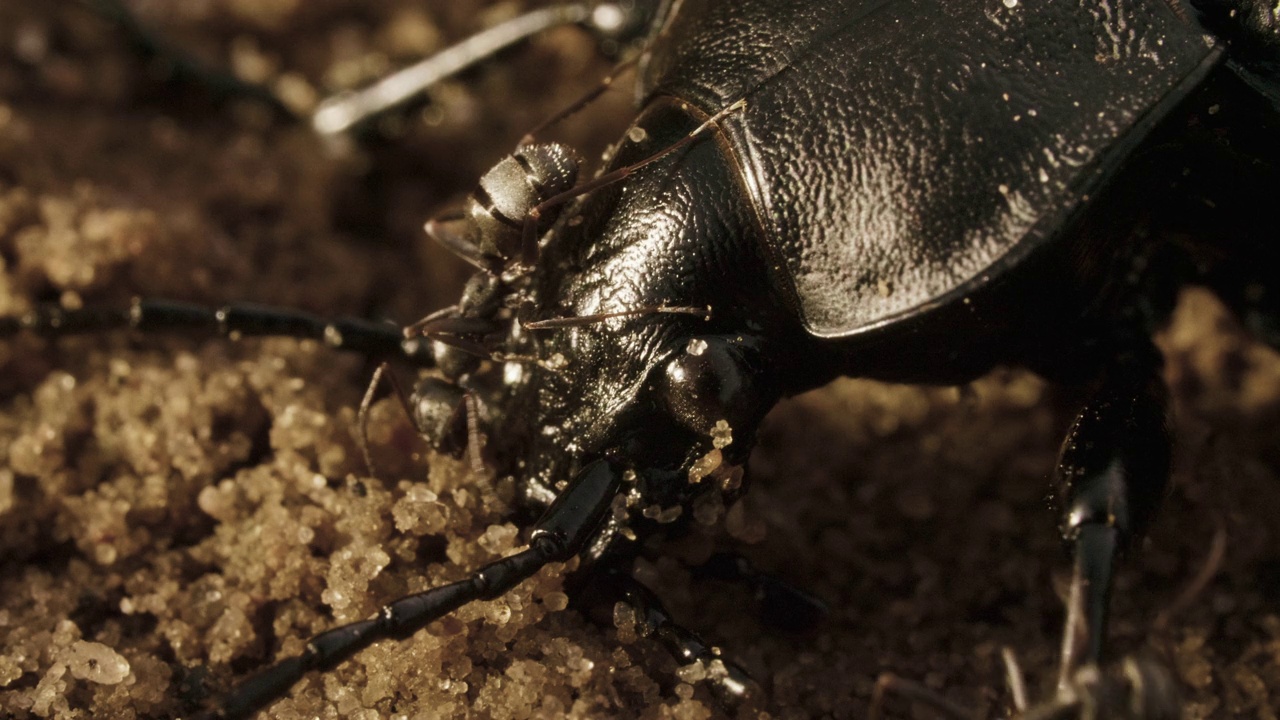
[643,0,1217,337]
[0,1,1278,719]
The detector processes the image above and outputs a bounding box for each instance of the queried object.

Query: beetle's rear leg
[1051,350,1172,681]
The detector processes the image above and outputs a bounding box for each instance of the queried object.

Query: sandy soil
[0,2,1277,719]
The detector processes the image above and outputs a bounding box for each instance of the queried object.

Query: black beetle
[2,0,1279,717]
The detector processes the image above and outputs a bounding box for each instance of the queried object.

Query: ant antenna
[357,363,427,479]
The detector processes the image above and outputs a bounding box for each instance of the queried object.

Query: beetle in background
[4,0,1280,717]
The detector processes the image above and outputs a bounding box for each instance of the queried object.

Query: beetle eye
[659,336,761,436]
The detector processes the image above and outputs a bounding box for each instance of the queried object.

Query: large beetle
[2,0,1279,717]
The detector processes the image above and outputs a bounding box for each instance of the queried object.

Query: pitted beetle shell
[640,0,1220,337]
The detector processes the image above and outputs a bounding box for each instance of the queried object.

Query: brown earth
[0,2,1277,719]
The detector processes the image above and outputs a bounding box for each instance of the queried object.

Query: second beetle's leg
[1052,353,1171,686]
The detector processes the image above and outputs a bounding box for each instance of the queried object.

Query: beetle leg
[1052,356,1171,681]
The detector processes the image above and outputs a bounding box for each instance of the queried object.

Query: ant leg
[575,566,762,710]
[195,458,625,720]
[358,364,490,475]
[691,551,827,633]
[0,299,434,365]
[357,362,435,477]
[1052,350,1171,683]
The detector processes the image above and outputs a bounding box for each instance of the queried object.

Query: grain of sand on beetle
[0,2,1278,718]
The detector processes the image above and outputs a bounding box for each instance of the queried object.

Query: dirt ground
[0,2,1278,719]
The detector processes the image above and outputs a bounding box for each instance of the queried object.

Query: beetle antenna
[523,303,712,330]
[0,299,433,364]
[195,538,562,720]
[193,459,624,720]
[76,0,296,120]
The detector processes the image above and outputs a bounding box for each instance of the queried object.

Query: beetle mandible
[2,0,1280,717]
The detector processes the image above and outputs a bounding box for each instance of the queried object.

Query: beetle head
[414,100,795,553]
[491,127,791,547]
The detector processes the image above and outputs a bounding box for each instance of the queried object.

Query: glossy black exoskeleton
[4,0,1280,717]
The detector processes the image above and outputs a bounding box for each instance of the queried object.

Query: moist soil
[0,2,1277,718]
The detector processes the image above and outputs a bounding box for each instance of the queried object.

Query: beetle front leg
[1052,357,1171,683]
